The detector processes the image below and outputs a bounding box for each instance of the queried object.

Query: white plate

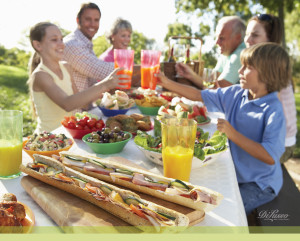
[136,146,227,169]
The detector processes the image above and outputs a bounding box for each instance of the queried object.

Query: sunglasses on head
[257,14,273,24]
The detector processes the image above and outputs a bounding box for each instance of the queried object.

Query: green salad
[134,128,227,161]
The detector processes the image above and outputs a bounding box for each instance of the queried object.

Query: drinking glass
[114,49,135,89]
[0,110,23,179]
[161,118,197,181]
[203,68,217,89]
[141,50,161,90]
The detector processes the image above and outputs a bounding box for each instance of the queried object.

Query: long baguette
[20,154,189,232]
[58,151,223,211]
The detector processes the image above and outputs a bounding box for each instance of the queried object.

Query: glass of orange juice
[141,50,161,90]
[0,110,23,179]
[161,118,197,181]
[114,49,135,89]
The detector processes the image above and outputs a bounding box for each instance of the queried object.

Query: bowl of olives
[82,127,132,154]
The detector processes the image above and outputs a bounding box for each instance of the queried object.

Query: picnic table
[0,107,248,233]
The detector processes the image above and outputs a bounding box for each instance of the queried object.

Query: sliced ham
[132,173,168,190]
[190,189,216,205]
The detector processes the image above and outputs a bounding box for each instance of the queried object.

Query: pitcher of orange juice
[0,110,23,179]
[161,118,197,181]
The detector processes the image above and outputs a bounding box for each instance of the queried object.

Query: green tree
[93,35,110,57]
[130,31,155,65]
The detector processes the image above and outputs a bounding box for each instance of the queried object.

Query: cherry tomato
[87,119,96,128]
[61,120,68,127]
[83,116,90,123]
[67,121,76,129]
[77,119,86,127]
[75,124,83,130]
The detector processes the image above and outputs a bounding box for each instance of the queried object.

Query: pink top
[279,84,297,147]
[99,47,114,63]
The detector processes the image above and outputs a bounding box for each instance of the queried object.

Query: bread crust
[20,155,189,231]
[59,152,223,212]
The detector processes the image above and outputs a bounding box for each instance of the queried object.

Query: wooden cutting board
[21,154,205,231]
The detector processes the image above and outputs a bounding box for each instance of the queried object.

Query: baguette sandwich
[20,154,189,232]
[56,151,223,212]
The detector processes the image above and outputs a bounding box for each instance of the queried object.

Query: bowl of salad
[23,131,73,158]
[97,90,135,117]
[134,129,227,168]
[157,97,211,125]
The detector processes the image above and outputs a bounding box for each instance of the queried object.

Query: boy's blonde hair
[240,42,291,93]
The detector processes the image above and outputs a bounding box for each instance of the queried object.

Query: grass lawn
[0,64,36,136]
[1,64,300,157]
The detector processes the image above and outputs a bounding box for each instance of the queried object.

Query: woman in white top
[244,14,297,163]
[27,22,129,133]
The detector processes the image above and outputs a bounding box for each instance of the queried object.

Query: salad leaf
[194,144,205,160]
[134,131,162,153]
[204,131,227,154]
[154,118,161,137]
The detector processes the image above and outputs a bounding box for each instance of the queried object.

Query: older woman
[244,14,297,163]
[99,18,132,62]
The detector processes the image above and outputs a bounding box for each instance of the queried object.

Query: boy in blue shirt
[157,43,291,214]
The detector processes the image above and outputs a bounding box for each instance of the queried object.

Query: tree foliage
[0,45,30,70]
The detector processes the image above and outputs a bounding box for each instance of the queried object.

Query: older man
[176,16,246,88]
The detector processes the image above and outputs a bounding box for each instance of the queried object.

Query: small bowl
[23,139,73,158]
[82,132,132,154]
[63,126,100,139]
[98,106,130,117]
[137,105,160,116]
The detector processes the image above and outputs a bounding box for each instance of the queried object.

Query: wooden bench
[247,164,300,231]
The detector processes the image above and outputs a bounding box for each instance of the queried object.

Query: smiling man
[214,16,246,87]
[63,2,114,92]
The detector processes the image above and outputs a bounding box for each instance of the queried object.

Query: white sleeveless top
[32,61,74,133]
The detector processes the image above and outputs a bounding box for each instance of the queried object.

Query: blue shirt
[202,85,285,194]
[214,42,246,84]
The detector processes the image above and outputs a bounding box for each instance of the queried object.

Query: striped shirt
[63,29,114,92]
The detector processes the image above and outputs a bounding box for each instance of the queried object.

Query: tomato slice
[56,173,74,183]
[129,204,147,219]
[179,194,191,199]
[84,183,98,194]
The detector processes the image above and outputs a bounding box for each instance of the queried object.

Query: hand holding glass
[141,50,161,90]
[161,118,197,181]
[0,110,23,179]
[114,49,135,89]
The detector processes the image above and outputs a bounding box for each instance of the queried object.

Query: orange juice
[162,145,194,181]
[114,63,133,89]
[0,140,22,177]
[141,65,160,90]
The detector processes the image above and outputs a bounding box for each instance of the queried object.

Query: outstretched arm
[156,72,203,102]
[217,118,275,165]
[33,68,129,112]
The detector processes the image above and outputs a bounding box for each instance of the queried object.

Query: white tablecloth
[0,107,248,230]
